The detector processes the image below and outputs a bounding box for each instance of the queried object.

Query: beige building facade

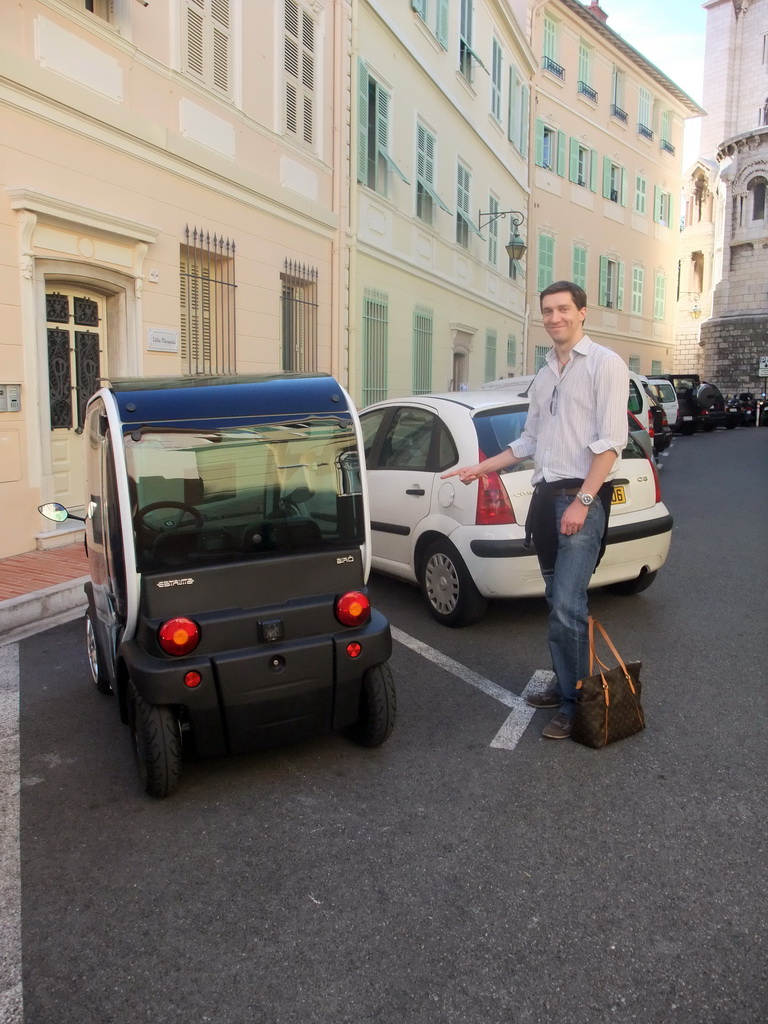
[0,0,352,559]
[526,0,703,376]
[351,0,535,403]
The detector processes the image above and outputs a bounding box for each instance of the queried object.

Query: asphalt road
[6,426,768,1024]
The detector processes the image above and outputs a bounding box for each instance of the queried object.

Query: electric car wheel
[129,681,182,799]
[85,612,112,695]
[346,663,396,747]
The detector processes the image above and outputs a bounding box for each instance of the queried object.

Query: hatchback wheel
[419,540,488,627]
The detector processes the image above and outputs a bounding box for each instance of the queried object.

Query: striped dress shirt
[509,335,629,485]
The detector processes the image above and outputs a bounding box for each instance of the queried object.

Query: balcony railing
[637,123,654,140]
[610,104,628,124]
[577,81,597,102]
[661,139,676,155]
[542,55,565,80]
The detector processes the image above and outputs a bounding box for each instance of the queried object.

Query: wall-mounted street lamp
[679,291,702,320]
[477,209,527,260]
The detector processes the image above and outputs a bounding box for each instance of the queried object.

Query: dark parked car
[657,374,731,434]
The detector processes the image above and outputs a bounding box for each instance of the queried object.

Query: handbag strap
[587,617,638,696]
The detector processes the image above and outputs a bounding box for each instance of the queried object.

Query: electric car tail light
[335,591,371,627]
[346,642,362,658]
[475,449,516,526]
[158,617,201,656]
[184,671,202,688]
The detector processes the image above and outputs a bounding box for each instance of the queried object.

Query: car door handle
[405,486,426,496]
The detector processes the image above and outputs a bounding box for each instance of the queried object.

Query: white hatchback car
[360,391,673,626]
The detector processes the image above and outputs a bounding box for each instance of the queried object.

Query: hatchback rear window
[471,406,529,457]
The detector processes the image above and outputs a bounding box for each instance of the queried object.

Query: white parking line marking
[391,627,552,751]
[0,643,23,1024]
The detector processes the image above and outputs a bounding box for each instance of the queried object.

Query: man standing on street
[442,281,628,739]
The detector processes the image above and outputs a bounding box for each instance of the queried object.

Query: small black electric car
[41,373,395,797]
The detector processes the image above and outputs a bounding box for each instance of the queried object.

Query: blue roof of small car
[108,373,352,429]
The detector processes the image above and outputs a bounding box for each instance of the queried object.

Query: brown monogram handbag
[571,618,645,749]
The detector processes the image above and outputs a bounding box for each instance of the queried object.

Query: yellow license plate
[612,485,626,505]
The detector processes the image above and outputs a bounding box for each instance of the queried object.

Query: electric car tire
[129,681,182,799]
[346,663,396,748]
[419,540,488,627]
[85,612,112,695]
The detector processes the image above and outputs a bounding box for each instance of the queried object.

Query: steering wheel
[135,501,204,535]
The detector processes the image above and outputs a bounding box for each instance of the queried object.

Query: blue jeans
[541,495,606,718]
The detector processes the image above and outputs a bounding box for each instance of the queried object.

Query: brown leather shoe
[542,711,573,739]
[525,687,561,709]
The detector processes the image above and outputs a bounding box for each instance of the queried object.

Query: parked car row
[648,373,756,434]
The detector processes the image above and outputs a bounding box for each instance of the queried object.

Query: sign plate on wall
[147,329,179,353]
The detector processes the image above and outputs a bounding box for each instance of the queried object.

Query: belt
[553,486,581,496]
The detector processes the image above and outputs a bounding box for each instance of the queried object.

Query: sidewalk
[0,543,89,645]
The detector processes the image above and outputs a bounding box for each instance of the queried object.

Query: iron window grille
[46,292,101,431]
[180,226,237,376]
[610,104,628,124]
[280,260,319,373]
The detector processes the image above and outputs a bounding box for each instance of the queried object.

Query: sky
[594,0,708,166]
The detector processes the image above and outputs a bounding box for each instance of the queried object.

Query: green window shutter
[556,131,566,177]
[572,245,587,289]
[616,261,625,310]
[620,167,628,207]
[632,266,644,314]
[508,67,519,143]
[598,256,608,306]
[569,138,579,183]
[543,16,556,61]
[667,192,674,227]
[412,0,427,19]
[535,119,544,167]
[484,329,497,382]
[654,273,666,319]
[661,109,669,143]
[357,60,369,184]
[520,86,529,157]
[653,185,662,223]
[590,149,598,192]
[537,235,554,291]
[602,157,611,198]
[436,0,449,48]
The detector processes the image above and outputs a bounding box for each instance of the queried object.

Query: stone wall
[700,314,768,395]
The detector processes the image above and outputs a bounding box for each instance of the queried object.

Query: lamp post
[477,209,527,261]
[679,291,702,320]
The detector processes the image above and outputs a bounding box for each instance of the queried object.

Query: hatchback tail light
[647,411,655,438]
[647,451,662,503]
[158,617,201,656]
[335,590,371,627]
[475,449,516,526]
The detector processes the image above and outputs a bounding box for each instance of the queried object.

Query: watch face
[579,493,593,506]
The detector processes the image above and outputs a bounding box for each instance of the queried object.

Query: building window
[508,68,529,155]
[637,88,653,139]
[362,289,388,405]
[534,344,549,372]
[631,266,644,315]
[535,121,565,175]
[280,260,318,373]
[183,0,232,96]
[412,306,433,395]
[610,65,627,122]
[628,356,641,373]
[459,0,483,83]
[412,0,449,49]
[572,245,587,289]
[654,186,673,226]
[484,329,497,382]
[569,140,596,189]
[456,163,482,248]
[487,195,499,265]
[603,159,627,205]
[46,290,103,431]
[284,0,315,146]
[542,15,563,79]
[507,334,518,370]
[651,359,662,375]
[660,110,675,154]
[357,62,408,196]
[749,177,767,220]
[654,272,667,320]
[537,235,555,292]
[416,122,451,225]
[180,226,237,375]
[635,175,647,215]
[598,255,624,310]
[491,38,503,121]
[578,42,591,89]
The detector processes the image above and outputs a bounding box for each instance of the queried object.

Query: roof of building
[559,0,706,118]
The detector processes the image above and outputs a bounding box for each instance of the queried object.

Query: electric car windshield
[124,416,364,572]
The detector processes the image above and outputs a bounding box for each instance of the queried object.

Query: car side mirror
[38,502,86,523]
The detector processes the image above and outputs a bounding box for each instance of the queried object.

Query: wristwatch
[576,491,594,506]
